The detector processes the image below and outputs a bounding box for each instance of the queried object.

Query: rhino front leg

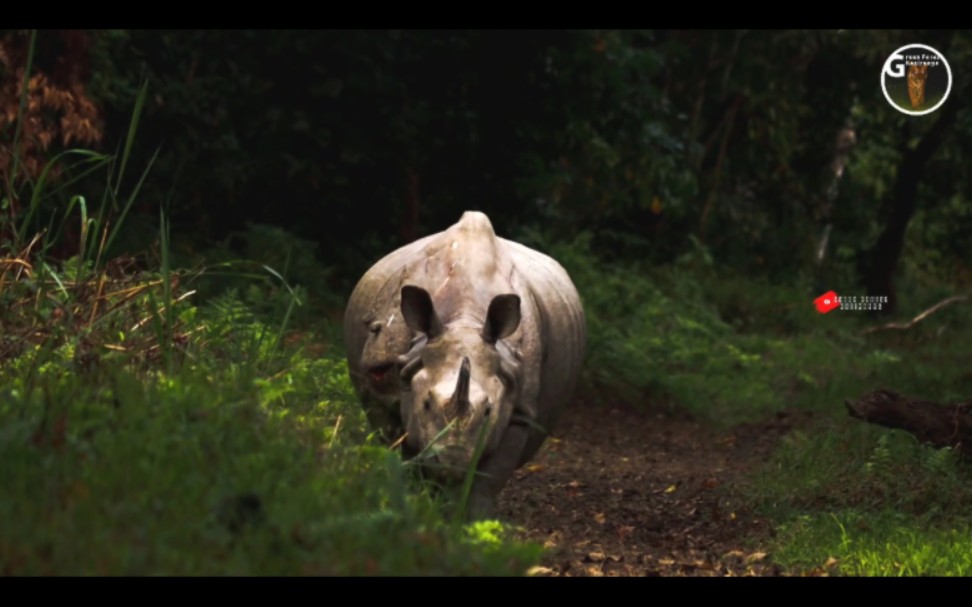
[464,423,530,520]
[361,394,404,444]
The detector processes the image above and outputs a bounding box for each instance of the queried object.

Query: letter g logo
[883,52,906,78]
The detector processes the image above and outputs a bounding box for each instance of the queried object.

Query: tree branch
[862,294,969,334]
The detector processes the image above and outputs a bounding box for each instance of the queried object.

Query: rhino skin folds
[344,211,586,518]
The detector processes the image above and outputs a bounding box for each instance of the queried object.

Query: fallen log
[845,389,972,457]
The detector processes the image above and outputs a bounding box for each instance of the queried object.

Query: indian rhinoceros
[344,211,586,517]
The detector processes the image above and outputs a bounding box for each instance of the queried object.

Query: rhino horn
[450,356,471,417]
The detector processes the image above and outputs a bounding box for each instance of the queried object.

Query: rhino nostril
[424,398,432,412]
[484,406,492,417]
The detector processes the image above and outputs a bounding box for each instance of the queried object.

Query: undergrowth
[0,215,541,575]
[0,38,540,574]
[519,228,972,426]
[750,419,972,576]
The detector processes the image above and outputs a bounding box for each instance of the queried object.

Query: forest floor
[499,400,819,577]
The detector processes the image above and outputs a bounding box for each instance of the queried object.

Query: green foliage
[752,419,972,516]
[0,342,540,574]
[749,416,972,576]
[181,222,343,324]
[0,56,540,572]
[519,31,698,259]
[1,211,539,574]
[524,227,972,426]
[0,252,541,574]
[772,511,972,576]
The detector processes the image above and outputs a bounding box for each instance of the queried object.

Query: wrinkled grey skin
[344,211,586,518]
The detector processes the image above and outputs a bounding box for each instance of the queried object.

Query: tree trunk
[863,86,959,315]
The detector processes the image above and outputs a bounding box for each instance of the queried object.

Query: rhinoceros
[344,211,586,517]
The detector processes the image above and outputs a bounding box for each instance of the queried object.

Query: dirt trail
[498,400,812,576]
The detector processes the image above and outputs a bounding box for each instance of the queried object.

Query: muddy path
[498,401,814,576]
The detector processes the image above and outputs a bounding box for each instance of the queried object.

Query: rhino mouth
[367,363,395,384]
[417,444,486,480]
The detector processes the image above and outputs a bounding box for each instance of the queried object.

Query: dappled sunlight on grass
[772,511,972,576]
[0,293,542,574]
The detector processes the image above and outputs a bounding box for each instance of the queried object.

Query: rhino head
[396,284,522,478]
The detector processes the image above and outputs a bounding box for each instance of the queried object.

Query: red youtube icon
[814,291,840,314]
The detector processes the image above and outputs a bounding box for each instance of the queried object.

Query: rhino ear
[401,285,442,338]
[483,294,521,344]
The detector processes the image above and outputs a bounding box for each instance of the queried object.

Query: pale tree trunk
[812,124,856,292]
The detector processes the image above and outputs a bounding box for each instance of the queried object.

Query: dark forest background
[4,30,971,310]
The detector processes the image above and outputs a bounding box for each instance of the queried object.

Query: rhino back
[409,211,515,325]
[502,238,587,466]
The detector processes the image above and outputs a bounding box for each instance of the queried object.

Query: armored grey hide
[343,211,586,517]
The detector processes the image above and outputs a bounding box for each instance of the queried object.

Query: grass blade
[456,420,491,521]
[17,149,109,247]
[113,79,149,196]
[5,29,37,221]
[261,262,302,362]
[101,146,160,268]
